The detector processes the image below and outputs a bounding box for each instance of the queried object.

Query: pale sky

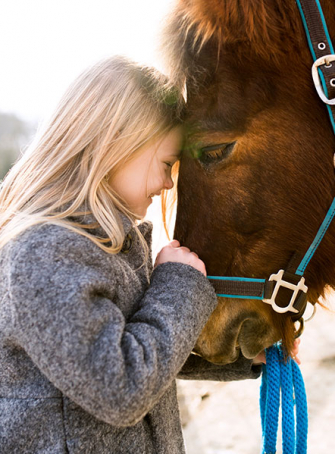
[0,0,174,123]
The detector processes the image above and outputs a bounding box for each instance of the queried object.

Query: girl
[0,56,262,454]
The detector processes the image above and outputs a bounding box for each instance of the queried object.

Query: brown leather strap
[208,278,274,299]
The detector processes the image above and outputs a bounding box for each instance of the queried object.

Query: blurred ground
[146,199,335,454]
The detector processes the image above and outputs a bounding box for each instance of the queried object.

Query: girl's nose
[164,177,174,190]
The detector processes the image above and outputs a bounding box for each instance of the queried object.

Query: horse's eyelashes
[199,142,235,166]
[201,143,228,153]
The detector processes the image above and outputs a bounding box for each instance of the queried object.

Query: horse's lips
[192,345,241,365]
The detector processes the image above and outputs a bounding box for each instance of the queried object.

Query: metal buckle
[311,54,335,105]
[262,269,308,314]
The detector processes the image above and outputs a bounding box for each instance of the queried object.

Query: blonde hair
[0,56,184,253]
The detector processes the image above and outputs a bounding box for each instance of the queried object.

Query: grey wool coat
[0,213,261,453]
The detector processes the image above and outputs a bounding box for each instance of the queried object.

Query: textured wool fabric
[0,214,261,453]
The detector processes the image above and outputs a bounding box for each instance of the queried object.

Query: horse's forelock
[161,0,305,86]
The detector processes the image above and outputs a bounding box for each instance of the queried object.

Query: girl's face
[110,127,182,218]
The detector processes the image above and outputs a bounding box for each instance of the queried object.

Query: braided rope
[260,344,308,454]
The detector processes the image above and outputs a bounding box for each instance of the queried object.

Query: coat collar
[69,205,153,241]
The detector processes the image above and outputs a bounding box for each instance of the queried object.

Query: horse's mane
[161,0,331,86]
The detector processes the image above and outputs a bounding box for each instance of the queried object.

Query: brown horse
[162,0,335,364]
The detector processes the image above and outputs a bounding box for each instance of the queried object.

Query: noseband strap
[208,271,308,321]
[208,0,335,320]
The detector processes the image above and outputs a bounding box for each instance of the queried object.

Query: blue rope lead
[260,344,308,454]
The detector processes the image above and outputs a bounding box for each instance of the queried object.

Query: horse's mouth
[193,311,280,365]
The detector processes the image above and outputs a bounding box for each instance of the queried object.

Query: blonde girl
[0,56,261,454]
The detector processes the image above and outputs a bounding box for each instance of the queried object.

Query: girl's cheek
[154,175,165,191]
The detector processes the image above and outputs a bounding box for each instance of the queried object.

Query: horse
[162,0,335,365]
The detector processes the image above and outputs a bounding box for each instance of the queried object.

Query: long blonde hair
[0,56,184,253]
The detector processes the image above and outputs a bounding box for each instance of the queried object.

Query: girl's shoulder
[7,223,111,270]
[12,222,94,251]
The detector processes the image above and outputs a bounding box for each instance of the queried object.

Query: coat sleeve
[177,354,262,381]
[9,225,218,427]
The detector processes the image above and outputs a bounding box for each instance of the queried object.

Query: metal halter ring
[294,317,305,338]
[303,303,317,322]
[311,54,335,105]
[262,270,308,314]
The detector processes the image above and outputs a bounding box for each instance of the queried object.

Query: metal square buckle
[311,54,335,105]
[262,269,308,314]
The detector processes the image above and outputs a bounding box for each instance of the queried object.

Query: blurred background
[1,1,335,453]
[0,0,172,179]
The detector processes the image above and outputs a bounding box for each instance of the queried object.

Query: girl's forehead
[159,128,183,150]
[140,128,182,160]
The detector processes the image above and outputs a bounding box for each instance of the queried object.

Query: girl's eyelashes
[164,162,173,168]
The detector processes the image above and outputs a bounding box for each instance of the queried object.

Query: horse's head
[163,0,335,364]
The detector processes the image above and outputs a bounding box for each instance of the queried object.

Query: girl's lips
[149,192,162,198]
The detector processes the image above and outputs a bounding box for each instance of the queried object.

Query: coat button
[121,234,132,253]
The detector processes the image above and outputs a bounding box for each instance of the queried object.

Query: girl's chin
[134,200,151,218]
[129,198,153,218]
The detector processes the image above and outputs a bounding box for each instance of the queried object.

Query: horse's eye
[198,142,236,165]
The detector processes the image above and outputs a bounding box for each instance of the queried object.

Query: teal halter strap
[295,0,335,274]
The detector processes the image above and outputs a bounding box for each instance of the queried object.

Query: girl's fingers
[294,356,302,365]
[292,338,301,364]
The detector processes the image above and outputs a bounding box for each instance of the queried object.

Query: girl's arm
[155,241,261,382]
[177,354,261,381]
[8,224,218,428]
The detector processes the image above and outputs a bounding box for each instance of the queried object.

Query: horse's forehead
[184,69,276,137]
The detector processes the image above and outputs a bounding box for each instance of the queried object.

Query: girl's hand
[252,338,301,365]
[154,240,207,276]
